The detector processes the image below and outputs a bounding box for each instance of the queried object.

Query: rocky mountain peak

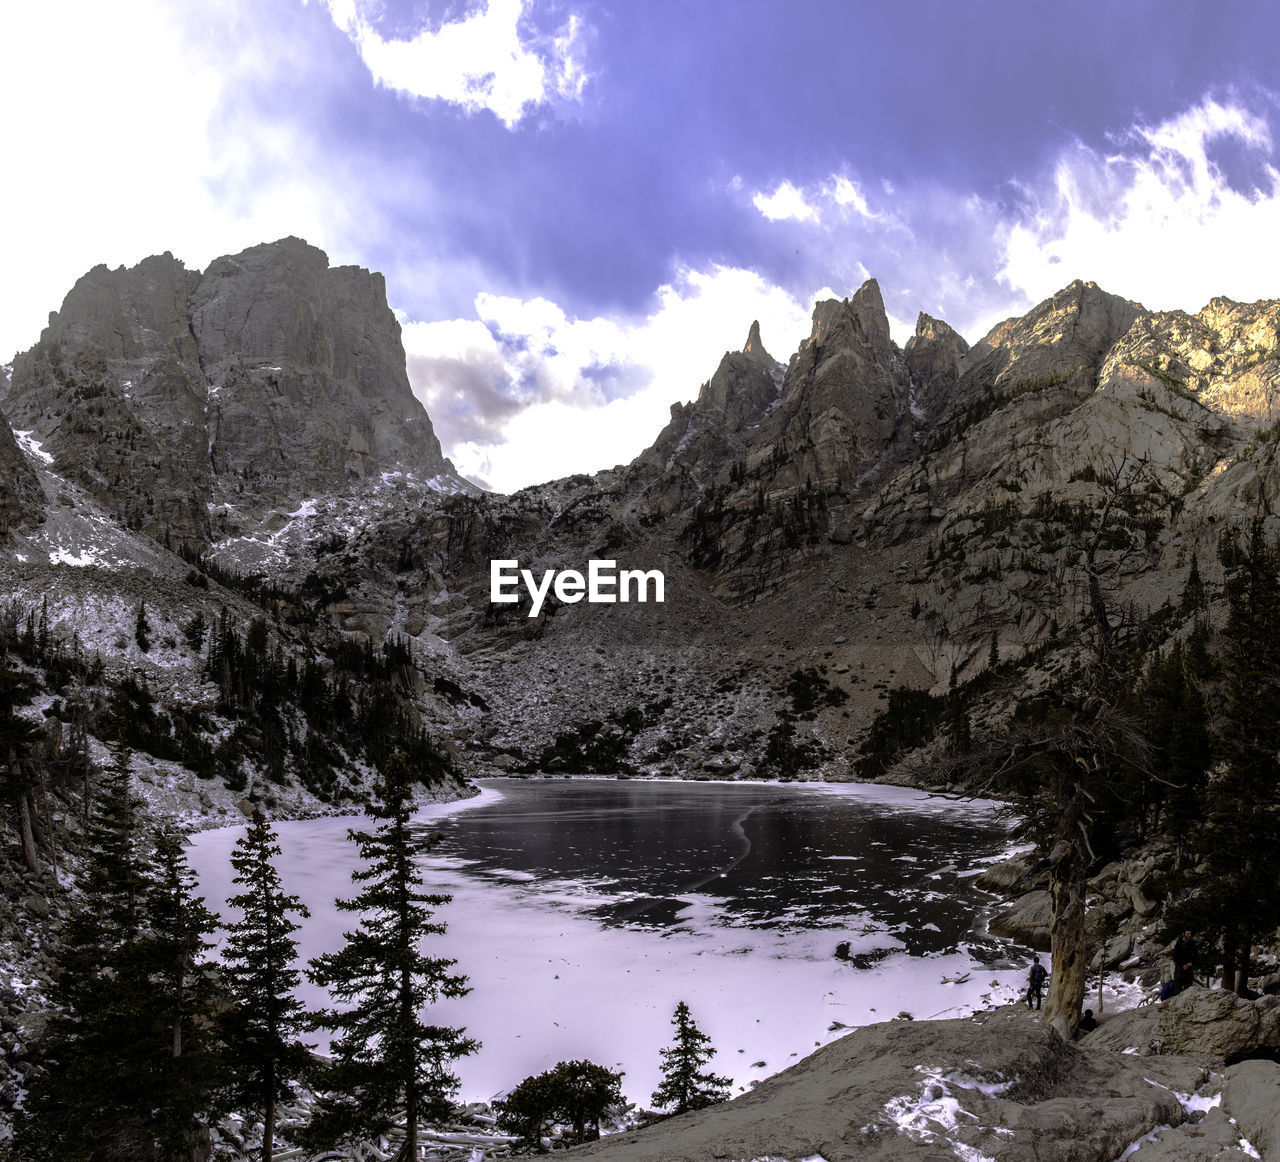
[802,278,892,359]
[3,238,461,548]
[905,312,970,406]
[743,319,772,364]
[769,277,909,492]
[912,312,968,348]
[192,236,455,503]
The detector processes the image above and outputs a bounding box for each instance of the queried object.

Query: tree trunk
[17,793,40,875]
[1234,932,1251,996]
[400,1085,417,1162]
[38,772,57,877]
[261,1061,275,1162]
[1044,835,1086,1040]
[1221,928,1237,990]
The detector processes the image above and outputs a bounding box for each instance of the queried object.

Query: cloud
[751,174,880,226]
[999,94,1280,313]
[403,266,816,492]
[752,181,820,223]
[739,93,1280,349]
[0,0,385,361]
[314,0,590,128]
[829,176,876,219]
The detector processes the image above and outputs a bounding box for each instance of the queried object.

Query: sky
[6,2,1280,491]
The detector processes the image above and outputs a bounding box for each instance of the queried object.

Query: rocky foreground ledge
[573,990,1280,1162]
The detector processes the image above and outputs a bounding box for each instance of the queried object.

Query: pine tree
[135,601,152,653]
[650,1001,731,1114]
[496,1060,625,1147]
[1196,520,1280,990]
[222,811,312,1162]
[0,661,43,873]
[18,752,225,1160]
[142,829,229,1158]
[183,610,207,653]
[304,755,477,1158]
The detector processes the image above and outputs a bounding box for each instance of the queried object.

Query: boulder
[1133,1105,1256,1160]
[987,889,1053,950]
[1122,879,1159,917]
[1090,933,1134,972]
[1220,1058,1280,1158]
[571,1008,1189,1162]
[975,853,1041,893]
[1083,987,1280,1063]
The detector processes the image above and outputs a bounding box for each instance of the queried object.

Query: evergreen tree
[183,610,207,654]
[18,752,225,1160]
[0,661,43,873]
[495,1060,625,1148]
[1193,520,1280,990]
[142,829,229,1158]
[650,1001,731,1114]
[222,811,312,1162]
[304,756,477,1158]
[135,601,152,653]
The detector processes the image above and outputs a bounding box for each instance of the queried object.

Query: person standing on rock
[1172,930,1198,994]
[1026,955,1048,1011]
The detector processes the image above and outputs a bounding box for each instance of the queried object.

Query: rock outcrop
[1082,986,1280,1062]
[573,1008,1207,1162]
[3,238,459,548]
[1220,1059,1280,1158]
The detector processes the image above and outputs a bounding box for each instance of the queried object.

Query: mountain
[1,237,466,551]
[8,238,1280,1147]
[7,243,1280,788]
[4,237,1280,792]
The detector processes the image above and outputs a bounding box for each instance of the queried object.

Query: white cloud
[753,181,820,224]
[829,175,875,219]
[315,0,590,128]
[751,174,883,226]
[403,266,817,492]
[999,96,1280,312]
[0,0,373,361]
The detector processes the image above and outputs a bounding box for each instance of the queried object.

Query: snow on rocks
[542,1007,1201,1162]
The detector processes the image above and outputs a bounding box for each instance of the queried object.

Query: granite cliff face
[2,238,459,549]
[192,238,451,503]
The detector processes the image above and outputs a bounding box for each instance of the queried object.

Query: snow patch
[1116,1127,1170,1159]
[13,430,53,465]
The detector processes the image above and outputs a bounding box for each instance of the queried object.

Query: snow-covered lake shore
[186,779,1129,1106]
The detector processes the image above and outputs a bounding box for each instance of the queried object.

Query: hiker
[1026,955,1048,1010]
[1078,1008,1097,1032]
[1172,930,1197,994]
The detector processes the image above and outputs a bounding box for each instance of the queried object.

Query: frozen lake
[187,778,1035,1106]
